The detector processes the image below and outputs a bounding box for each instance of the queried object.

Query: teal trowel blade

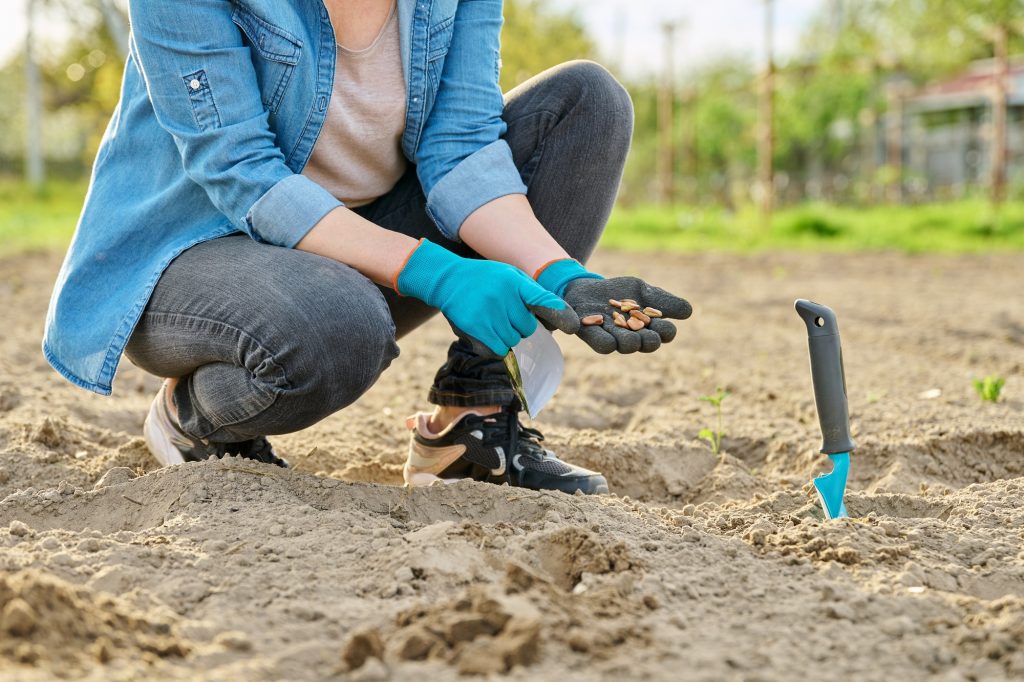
[813,452,850,520]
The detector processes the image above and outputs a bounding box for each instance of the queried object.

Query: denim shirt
[42,0,527,396]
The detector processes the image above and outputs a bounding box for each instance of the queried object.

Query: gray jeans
[124,61,633,443]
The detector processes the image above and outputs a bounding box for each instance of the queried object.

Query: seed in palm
[608,300,650,330]
[630,309,651,325]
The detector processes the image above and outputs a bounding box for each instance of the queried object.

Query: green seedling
[973,375,1005,403]
[698,387,729,454]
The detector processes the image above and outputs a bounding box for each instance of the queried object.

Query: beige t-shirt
[303,2,407,207]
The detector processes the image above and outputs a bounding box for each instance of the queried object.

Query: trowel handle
[795,300,856,455]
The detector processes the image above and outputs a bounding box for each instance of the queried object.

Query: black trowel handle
[795,300,856,455]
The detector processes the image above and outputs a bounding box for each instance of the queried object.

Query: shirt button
[412,97,419,103]
[190,79,201,90]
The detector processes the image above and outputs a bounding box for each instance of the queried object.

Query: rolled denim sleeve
[245,175,342,247]
[416,0,527,242]
[128,0,340,247]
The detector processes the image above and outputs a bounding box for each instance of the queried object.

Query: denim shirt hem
[424,140,527,242]
[44,226,240,395]
[41,342,114,396]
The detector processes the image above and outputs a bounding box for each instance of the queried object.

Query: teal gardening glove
[535,258,692,354]
[395,240,580,357]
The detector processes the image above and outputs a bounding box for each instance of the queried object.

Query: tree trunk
[991,24,1009,207]
[24,0,44,189]
[758,0,775,225]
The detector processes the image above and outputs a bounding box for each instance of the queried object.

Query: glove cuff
[394,239,456,305]
[534,258,603,298]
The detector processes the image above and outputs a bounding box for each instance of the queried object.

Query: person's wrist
[394,239,459,306]
[533,258,604,298]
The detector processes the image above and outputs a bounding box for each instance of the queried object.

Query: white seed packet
[503,326,564,419]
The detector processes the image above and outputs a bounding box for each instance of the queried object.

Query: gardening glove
[535,258,692,354]
[395,239,580,358]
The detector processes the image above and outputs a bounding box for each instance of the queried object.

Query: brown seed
[612,311,629,328]
[620,302,639,312]
[630,309,651,324]
[626,317,645,331]
[608,299,623,307]
[643,307,662,318]
[581,314,604,326]
[621,298,638,305]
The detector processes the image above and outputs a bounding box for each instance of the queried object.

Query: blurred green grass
[603,201,1024,253]
[0,180,88,256]
[2,179,1024,257]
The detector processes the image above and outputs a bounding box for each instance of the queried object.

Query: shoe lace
[479,409,547,461]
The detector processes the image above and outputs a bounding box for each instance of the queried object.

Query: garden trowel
[503,326,564,419]
[795,299,855,520]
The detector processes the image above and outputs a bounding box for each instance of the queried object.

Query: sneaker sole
[406,469,608,494]
[143,393,186,467]
[403,469,464,488]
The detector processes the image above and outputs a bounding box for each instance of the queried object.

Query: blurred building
[904,58,1024,198]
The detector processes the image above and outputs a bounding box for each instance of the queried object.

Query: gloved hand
[535,258,692,354]
[396,240,580,357]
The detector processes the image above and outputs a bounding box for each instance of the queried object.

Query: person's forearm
[459,194,569,276]
[297,194,569,287]
[295,206,417,287]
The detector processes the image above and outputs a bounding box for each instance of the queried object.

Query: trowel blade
[812,452,850,520]
[502,326,564,419]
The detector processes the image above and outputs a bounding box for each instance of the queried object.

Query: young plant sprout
[698,387,729,454]
[973,375,1006,403]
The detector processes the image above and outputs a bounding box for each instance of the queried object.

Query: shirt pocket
[231,4,303,114]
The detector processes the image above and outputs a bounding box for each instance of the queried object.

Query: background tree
[1,0,125,178]
[499,0,595,91]
[2,0,1022,208]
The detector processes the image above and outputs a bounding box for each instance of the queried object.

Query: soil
[0,248,1021,681]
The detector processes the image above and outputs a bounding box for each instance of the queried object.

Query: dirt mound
[0,569,189,672]
[383,584,543,675]
[344,557,651,677]
[853,430,1024,493]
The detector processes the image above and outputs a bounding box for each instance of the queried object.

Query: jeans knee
[333,319,400,402]
[559,60,634,140]
[233,315,397,438]
[289,298,399,415]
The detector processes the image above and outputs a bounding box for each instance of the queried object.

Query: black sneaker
[143,381,289,468]
[403,407,608,494]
